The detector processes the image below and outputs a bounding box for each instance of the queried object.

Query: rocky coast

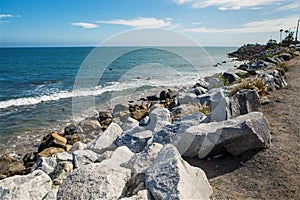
[0,45,299,199]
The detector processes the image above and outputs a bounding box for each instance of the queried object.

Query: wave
[0,74,201,109]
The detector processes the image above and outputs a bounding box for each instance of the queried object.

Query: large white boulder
[181,112,271,158]
[145,107,171,132]
[146,144,213,199]
[87,122,123,154]
[0,170,52,200]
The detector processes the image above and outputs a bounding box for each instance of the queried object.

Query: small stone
[38,147,65,157]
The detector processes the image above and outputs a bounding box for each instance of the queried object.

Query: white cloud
[70,22,98,29]
[0,14,13,19]
[97,17,172,28]
[184,15,298,33]
[173,0,283,10]
[275,2,299,12]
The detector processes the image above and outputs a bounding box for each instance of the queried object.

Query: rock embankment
[0,47,297,200]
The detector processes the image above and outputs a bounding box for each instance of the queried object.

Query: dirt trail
[186,55,300,199]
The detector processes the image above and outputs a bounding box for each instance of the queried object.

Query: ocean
[0,46,239,153]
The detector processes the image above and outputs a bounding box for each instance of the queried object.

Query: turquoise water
[0,46,238,150]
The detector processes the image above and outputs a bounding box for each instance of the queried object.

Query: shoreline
[0,45,298,199]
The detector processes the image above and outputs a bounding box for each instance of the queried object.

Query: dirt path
[186,55,300,199]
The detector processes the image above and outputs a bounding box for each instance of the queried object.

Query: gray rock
[223,70,240,84]
[177,92,198,105]
[51,161,73,185]
[257,69,287,91]
[145,107,171,132]
[209,88,230,122]
[101,146,134,169]
[0,170,52,200]
[279,53,292,61]
[139,116,150,126]
[120,190,151,200]
[57,163,131,200]
[31,156,57,175]
[146,144,212,200]
[56,151,73,162]
[228,89,260,118]
[87,122,123,154]
[68,141,87,153]
[264,56,279,64]
[73,149,99,168]
[79,119,101,133]
[116,130,153,153]
[182,112,271,158]
[152,112,209,153]
[43,188,58,200]
[121,117,139,131]
[125,143,164,174]
[208,77,223,90]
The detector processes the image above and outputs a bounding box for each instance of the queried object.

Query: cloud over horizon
[183,15,298,33]
[97,17,172,28]
[173,0,284,10]
[70,22,99,29]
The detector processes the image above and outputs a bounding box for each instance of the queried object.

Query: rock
[208,77,223,90]
[125,143,164,174]
[68,141,87,153]
[64,124,77,136]
[116,130,153,153]
[122,117,140,131]
[222,70,239,84]
[194,79,209,89]
[98,111,113,130]
[57,163,131,199]
[146,95,159,101]
[22,152,38,168]
[131,109,149,121]
[228,89,260,118]
[113,104,128,117]
[145,107,171,132]
[159,90,167,100]
[51,161,73,185]
[43,188,58,200]
[101,146,134,168]
[73,149,99,168]
[56,151,73,162]
[139,116,150,126]
[31,156,57,174]
[171,104,201,119]
[182,112,271,158]
[38,147,65,157]
[38,132,67,153]
[177,92,198,105]
[79,119,101,133]
[0,170,52,200]
[257,69,287,90]
[264,56,278,64]
[120,190,150,200]
[146,144,212,199]
[0,154,27,179]
[209,88,230,122]
[152,112,208,154]
[87,122,123,154]
[95,150,113,163]
[279,53,292,61]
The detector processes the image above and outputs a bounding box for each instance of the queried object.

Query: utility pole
[295,19,299,44]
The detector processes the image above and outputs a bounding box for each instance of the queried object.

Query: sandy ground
[186,55,300,199]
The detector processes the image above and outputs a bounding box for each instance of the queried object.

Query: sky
[0,0,299,47]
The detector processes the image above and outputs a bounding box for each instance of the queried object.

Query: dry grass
[230,78,268,97]
[197,102,211,115]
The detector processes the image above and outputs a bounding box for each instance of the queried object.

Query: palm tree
[280,29,283,42]
[285,30,289,37]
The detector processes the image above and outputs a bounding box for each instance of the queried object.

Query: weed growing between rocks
[230,78,268,97]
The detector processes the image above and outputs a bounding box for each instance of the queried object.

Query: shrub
[230,78,268,97]
[278,62,289,72]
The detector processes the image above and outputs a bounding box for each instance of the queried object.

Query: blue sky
[0,0,299,46]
